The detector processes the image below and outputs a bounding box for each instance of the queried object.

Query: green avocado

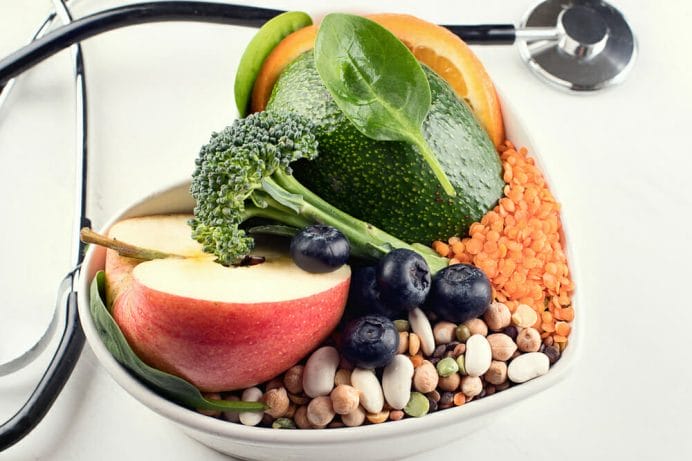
[266,52,504,244]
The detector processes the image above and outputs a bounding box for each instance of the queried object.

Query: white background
[1,0,691,459]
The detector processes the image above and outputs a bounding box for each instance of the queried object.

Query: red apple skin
[111,272,349,392]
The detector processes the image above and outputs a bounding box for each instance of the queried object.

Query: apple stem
[80,227,185,261]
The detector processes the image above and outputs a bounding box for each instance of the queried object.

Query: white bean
[382,355,414,410]
[238,387,263,426]
[508,352,550,383]
[409,308,435,356]
[465,334,492,377]
[303,346,340,398]
[350,368,384,413]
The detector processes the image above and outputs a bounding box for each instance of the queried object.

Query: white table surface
[1,0,691,459]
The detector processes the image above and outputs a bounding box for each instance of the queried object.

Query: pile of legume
[201,306,560,428]
[198,142,574,428]
[433,141,575,347]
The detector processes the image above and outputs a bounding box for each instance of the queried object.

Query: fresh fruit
[233,11,313,117]
[340,315,399,368]
[366,14,504,147]
[250,24,317,114]
[104,214,350,392]
[250,14,504,147]
[267,52,504,244]
[377,249,431,312]
[290,225,350,273]
[347,266,401,319]
[426,264,492,323]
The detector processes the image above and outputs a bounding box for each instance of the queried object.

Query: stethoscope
[0,0,636,451]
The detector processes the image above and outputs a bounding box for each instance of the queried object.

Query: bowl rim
[76,93,583,445]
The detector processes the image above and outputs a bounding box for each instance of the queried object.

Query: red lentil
[432,141,575,345]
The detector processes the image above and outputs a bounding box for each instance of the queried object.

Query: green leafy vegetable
[189,110,448,272]
[89,272,265,413]
[234,11,313,116]
[313,13,456,197]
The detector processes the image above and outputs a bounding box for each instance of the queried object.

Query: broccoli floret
[190,111,447,271]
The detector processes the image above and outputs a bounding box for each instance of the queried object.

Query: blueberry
[347,266,404,319]
[426,264,492,323]
[290,225,350,273]
[340,315,399,368]
[377,249,431,311]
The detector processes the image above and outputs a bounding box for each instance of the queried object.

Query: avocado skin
[266,52,504,244]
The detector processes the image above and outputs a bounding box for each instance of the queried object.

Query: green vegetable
[89,272,265,413]
[267,52,504,244]
[314,14,455,197]
[234,11,312,117]
[189,110,448,272]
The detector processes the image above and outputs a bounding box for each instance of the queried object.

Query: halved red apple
[105,215,350,392]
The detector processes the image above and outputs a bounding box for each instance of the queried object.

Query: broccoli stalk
[190,111,448,273]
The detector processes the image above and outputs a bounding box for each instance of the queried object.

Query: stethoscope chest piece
[518,0,637,91]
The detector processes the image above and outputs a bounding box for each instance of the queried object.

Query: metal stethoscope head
[0,0,636,451]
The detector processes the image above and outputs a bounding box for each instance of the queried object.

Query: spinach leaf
[89,272,265,412]
[314,13,456,197]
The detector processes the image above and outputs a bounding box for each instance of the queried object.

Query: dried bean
[366,410,390,424]
[456,324,472,342]
[465,334,492,377]
[303,346,339,398]
[408,332,421,356]
[508,352,549,383]
[262,387,290,418]
[433,344,447,358]
[487,333,518,361]
[389,410,405,421]
[413,361,439,393]
[351,368,384,413]
[397,331,409,354]
[438,373,461,392]
[341,406,366,427]
[404,392,430,417]
[484,360,508,385]
[409,308,435,355]
[483,302,511,331]
[516,327,541,352]
[239,387,264,426]
[461,376,483,398]
[334,368,352,387]
[272,417,296,429]
[283,365,304,395]
[307,396,335,426]
[330,384,360,415]
[382,355,415,410]
[463,318,488,337]
[294,405,311,429]
[433,321,457,344]
[544,344,561,364]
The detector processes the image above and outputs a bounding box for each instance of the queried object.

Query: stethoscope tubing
[0,0,87,451]
[0,0,524,451]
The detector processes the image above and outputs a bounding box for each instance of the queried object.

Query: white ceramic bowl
[77,97,582,461]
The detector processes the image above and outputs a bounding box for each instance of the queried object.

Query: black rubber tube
[0,1,285,86]
[442,24,516,44]
[0,292,85,451]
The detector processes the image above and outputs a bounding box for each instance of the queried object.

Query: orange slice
[250,14,504,147]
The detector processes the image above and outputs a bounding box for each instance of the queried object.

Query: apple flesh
[105,215,350,392]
